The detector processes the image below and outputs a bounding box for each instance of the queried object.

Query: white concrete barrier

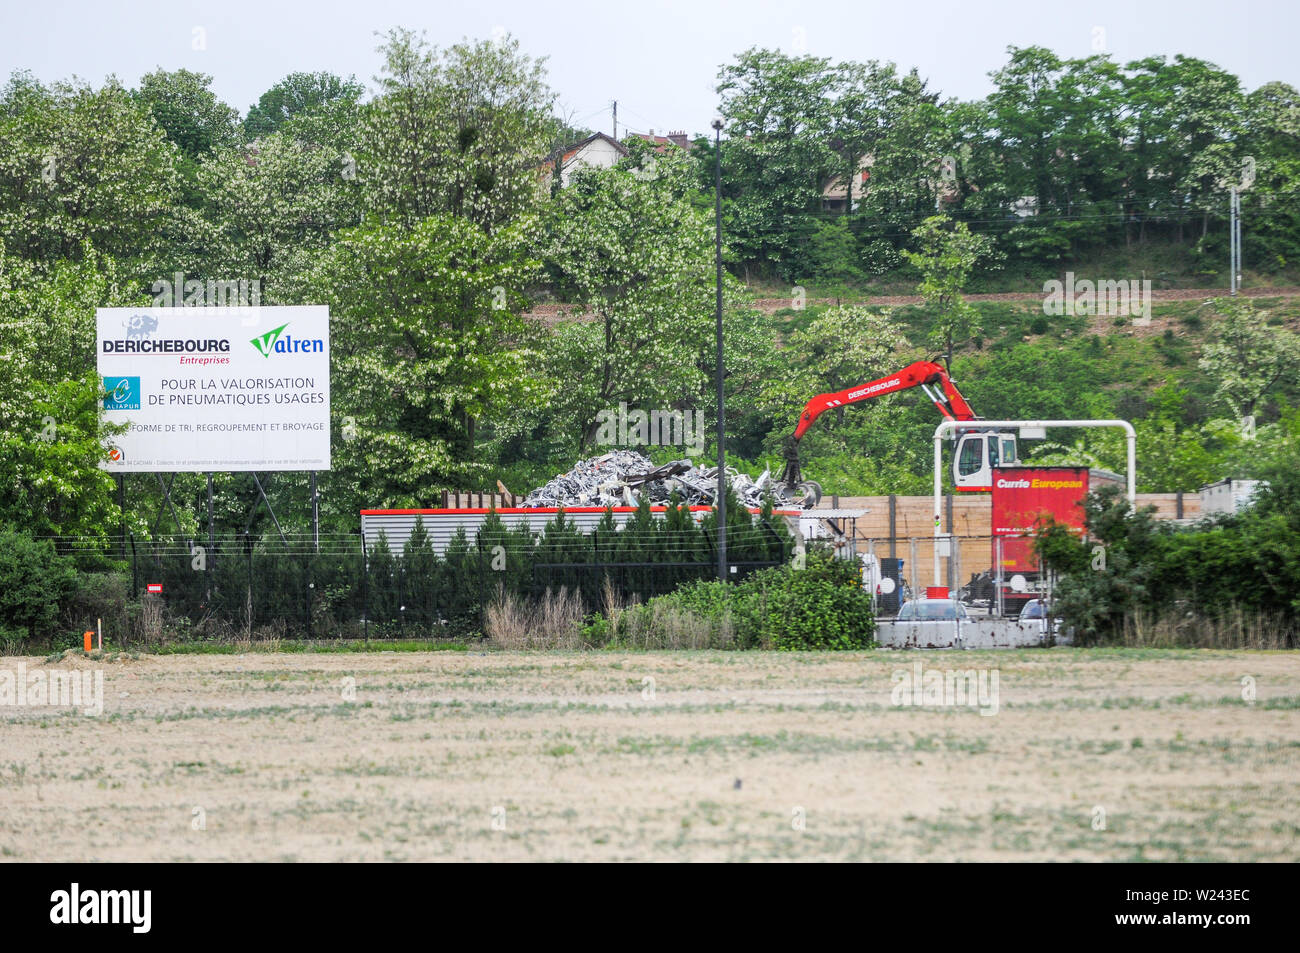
[875,618,1072,649]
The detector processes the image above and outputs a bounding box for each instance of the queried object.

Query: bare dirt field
[1,648,1297,862]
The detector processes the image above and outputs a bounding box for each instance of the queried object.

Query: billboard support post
[932,419,1136,588]
[311,471,319,554]
[206,473,216,586]
[246,473,288,546]
[117,475,126,558]
[152,473,186,538]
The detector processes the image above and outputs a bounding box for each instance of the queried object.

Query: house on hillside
[538,132,628,193]
[821,154,874,212]
[627,129,692,152]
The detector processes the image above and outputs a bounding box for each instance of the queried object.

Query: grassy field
[1,648,1297,862]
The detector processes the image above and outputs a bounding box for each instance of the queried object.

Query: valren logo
[250,323,324,357]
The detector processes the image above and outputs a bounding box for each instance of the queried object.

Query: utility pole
[1230,186,1239,296]
[1230,156,1255,296]
[712,117,727,582]
[612,100,617,140]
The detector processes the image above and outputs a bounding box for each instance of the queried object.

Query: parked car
[896,599,969,622]
[1017,598,1066,635]
[1019,598,1049,620]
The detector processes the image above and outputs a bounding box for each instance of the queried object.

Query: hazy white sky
[2,0,1296,136]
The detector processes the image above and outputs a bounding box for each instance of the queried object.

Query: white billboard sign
[96,306,331,472]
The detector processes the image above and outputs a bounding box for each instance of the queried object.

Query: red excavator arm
[791,359,978,441]
[781,360,981,499]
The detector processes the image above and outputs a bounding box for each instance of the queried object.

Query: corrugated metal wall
[360,506,799,555]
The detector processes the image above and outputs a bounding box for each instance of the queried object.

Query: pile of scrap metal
[519,451,812,509]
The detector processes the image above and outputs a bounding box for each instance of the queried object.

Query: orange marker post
[83,631,94,652]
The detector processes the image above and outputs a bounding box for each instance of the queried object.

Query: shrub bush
[0,527,76,642]
[588,550,875,651]
[742,555,877,650]
[61,571,135,647]
[1040,472,1300,645]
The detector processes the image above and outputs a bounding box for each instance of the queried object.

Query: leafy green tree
[979,48,1130,259]
[439,527,481,632]
[1162,56,1247,243]
[474,508,534,592]
[851,67,950,229]
[401,517,438,629]
[903,216,997,364]
[0,245,140,537]
[825,59,896,215]
[1119,56,1182,244]
[314,213,543,509]
[1240,81,1300,270]
[715,48,838,276]
[711,305,785,461]
[788,217,862,287]
[244,71,364,138]
[536,508,591,592]
[134,69,240,213]
[0,75,180,275]
[1043,466,1300,641]
[135,69,239,158]
[761,306,911,438]
[540,146,721,451]
[365,532,399,630]
[1198,298,1300,419]
[1135,416,1268,491]
[360,29,555,228]
[186,131,362,293]
[0,528,77,640]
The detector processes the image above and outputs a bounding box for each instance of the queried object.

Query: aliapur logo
[250,323,324,358]
[50,883,150,933]
[102,376,141,411]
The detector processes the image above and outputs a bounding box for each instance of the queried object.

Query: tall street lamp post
[712,117,727,582]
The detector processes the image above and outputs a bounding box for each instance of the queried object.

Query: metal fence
[44,528,1042,643]
[832,534,1054,620]
[48,528,789,642]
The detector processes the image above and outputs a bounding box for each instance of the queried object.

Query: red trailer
[987,466,1090,613]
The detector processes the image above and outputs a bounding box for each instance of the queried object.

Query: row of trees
[0,492,795,645]
[1,32,1298,556]
[0,30,739,540]
[710,46,1300,282]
